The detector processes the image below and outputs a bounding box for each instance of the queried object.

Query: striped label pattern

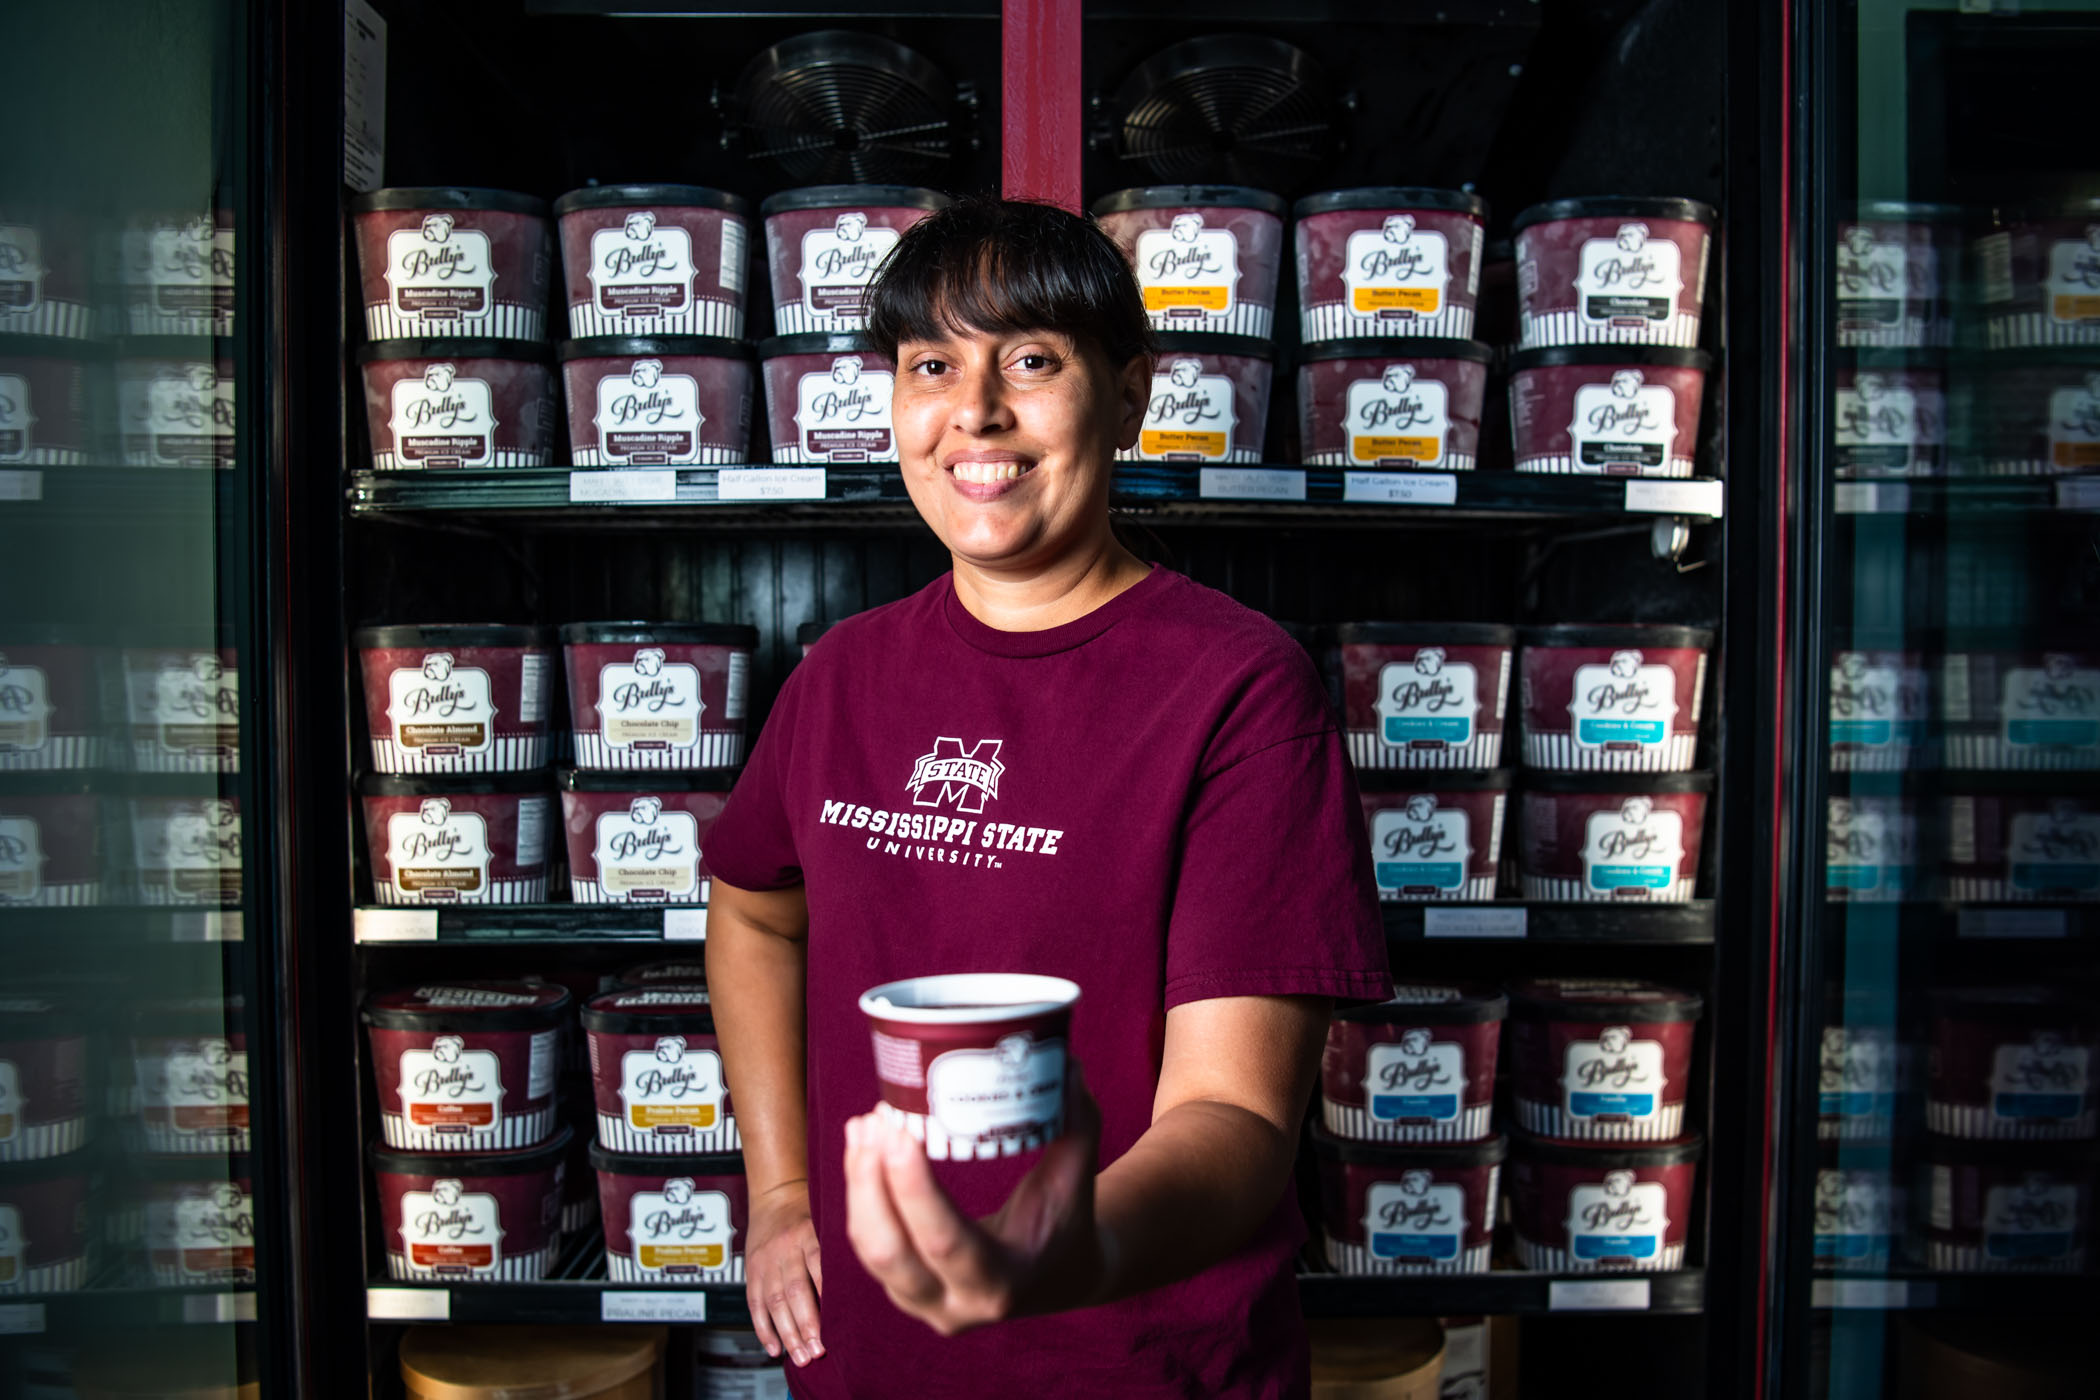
[365,300,543,343]
[4,446,86,466]
[562,1195,596,1238]
[1928,1240,2085,1273]
[1348,730,1504,770]
[1819,1115,1893,1142]
[374,873,546,906]
[1115,447,1263,464]
[131,739,240,774]
[607,1250,745,1284]
[1326,1234,1492,1275]
[0,736,104,771]
[567,878,709,906]
[1306,450,1476,471]
[1302,302,1475,344]
[1519,310,1702,349]
[371,447,550,471]
[765,443,898,465]
[1380,875,1499,903]
[128,309,235,338]
[1944,734,2096,771]
[1830,745,1917,773]
[571,731,744,770]
[387,1239,558,1282]
[1925,1100,2097,1140]
[566,298,741,340]
[1838,321,1948,350]
[380,1102,557,1153]
[1320,1097,1492,1143]
[0,299,95,340]
[2,1255,88,1293]
[1515,1235,1685,1272]
[0,1115,88,1161]
[140,1123,250,1154]
[595,1110,741,1155]
[774,305,873,336]
[1515,1096,1686,1141]
[1977,455,2065,476]
[135,883,232,907]
[1523,731,1699,772]
[1148,303,1274,339]
[878,1099,1056,1163]
[1985,314,2100,350]
[1516,454,1694,479]
[367,733,549,774]
[0,880,101,907]
[1523,873,1696,904]
[570,445,744,467]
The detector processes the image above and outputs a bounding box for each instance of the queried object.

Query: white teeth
[952,460,1028,484]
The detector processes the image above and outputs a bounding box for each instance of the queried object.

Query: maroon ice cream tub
[1812,1151,1903,1273]
[860,973,1080,1162]
[0,775,102,907]
[1923,1135,2097,1272]
[1836,202,1960,349]
[1939,637,2100,771]
[364,981,570,1153]
[370,1127,569,1282]
[1975,201,2100,349]
[1829,637,1930,772]
[135,1154,254,1287]
[558,337,753,466]
[1331,622,1514,770]
[1508,1130,1702,1271]
[757,334,897,463]
[1519,624,1712,771]
[1825,788,1919,903]
[1940,783,2100,903]
[555,185,750,340]
[1509,347,1709,478]
[352,188,552,343]
[693,1330,786,1394]
[356,624,555,774]
[1294,189,1488,343]
[559,770,732,907]
[613,957,712,991]
[0,213,96,341]
[120,640,240,773]
[1313,1126,1504,1274]
[1094,186,1287,339]
[127,786,242,907]
[1833,354,1946,478]
[357,339,555,471]
[1512,197,1716,349]
[1926,987,2098,1140]
[122,210,236,337]
[1297,339,1491,471]
[1520,772,1710,903]
[0,997,87,1161]
[1819,993,1899,1143]
[0,343,88,465]
[1120,332,1272,464]
[1355,772,1510,903]
[0,1148,95,1293]
[581,986,734,1153]
[589,1142,747,1284]
[1508,978,1704,1141]
[1321,984,1506,1142]
[762,186,949,336]
[132,997,248,1154]
[559,622,756,770]
[1974,349,2100,475]
[0,633,105,770]
[359,772,551,906]
[114,344,236,470]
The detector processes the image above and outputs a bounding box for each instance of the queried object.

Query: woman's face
[893,323,1148,575]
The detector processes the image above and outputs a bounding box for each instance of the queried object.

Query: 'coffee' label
[1345,364,1449,467]
[401,1181,503,1274]
[385,798,491,899]
[1582,799,1686,895]
[590,212,696,317]
[1365,1174,1466,1262]
[0,818,41,903]
[1365,1031,1464,1122]
[595,800,702,900]
[620,1036,725,1132]
[1566,1170,1669,1261]
[1345,215,1449,319]
[1568,371,1678,473]
[387,654,495,753]
[399,1036,505,1134]
[1137,359,1237,460]
[630,1180,734,1275]
[391,363,495,467]
[925,1034,1063,1140]
[1370,801,1470,897]
[1577,223,1683,326]
[1570,653,1680,749]
[1134,214,1240,319]
[597,649,703,750]
[1562,1026,1666,1121]
[1990,1035,2091,1121]
[796,357,893,461]
[2045,230,2100,324]
[1376,651,1478,748]
[800,213,900,321]
[594,359,704,464]
[387,215,493,322]
[2001,658,2100,750]
[0,660,50,753]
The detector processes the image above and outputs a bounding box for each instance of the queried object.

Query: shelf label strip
[602,1290,709,1323]
[182,1292,257,1324]
[1422,907,1528,940]
[355,909,439,943]
[367,1287,450,1320]
[663,908,710,942]
[0,470,44,502]
[1342,471,1459,506]
[570,469,679,504]
[1199,467,1305,502]
[1811,1278,1921,1310]
[0,1303,45,1335]
[1548,1278,1650,1311]
[2057,476,2100,511]
[1624,478,1724,518]
[718,467,826,502]
[1957,908,2068,940]
[1833,482,1909,515]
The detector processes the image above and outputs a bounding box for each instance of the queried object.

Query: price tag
[367,1287,450,1320]
[601,1290,709,1323]
[570,469,678,504]
[0,1304,45,1335]
[664,908,710,941]
[1342,471,1459,506]
[1548,1279,1651,1311]
[718,467,826,502]
[2056,476,2100,511]
[1957,908,2068,940]
[172,911,243,943]
[1812,1278,1921,1309]
[1834,482,1910,515]
[0,470,43,502]
[1422,907,1528,939]
[355,908,439,943]
[183,1292,257,1323]
[1198,467,1305,502]
[1624,478,1724,517]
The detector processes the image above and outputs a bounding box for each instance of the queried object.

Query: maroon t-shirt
[706,566,1389,1400]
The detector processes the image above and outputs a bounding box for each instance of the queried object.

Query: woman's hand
[843,1066,1108,1336]
[744,1178,826,1367]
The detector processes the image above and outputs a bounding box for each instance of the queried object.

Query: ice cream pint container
[1835,203,1960,348]
[1975,200,2100,348]
[1118,333,1272,464]
[0,998,87,1161]
[1296,339,1492,470]
[1973,349,2100,475]
[1819,1002,1899,1142]
[581,986,736,1153]
[132,997,248,1153]
[1508,346,1710,478]
[1355,773,1510,903]
[1507,1130,1702,1271]
[1313,1127,1505,1274]
[555,185,750,339]
[1519,772,1711,903]
[1939,785,2100,902]
[1938,639,2100,771]
[1321,984,1506,1142]
[123,209,236,337]
[1519,624,1713,771]
[758,334,897,463]
[559,622,756,770]
[559,770,732,907]
[0,634,106,770]
[364,981,571,1152]
[0,213,95,341]
[357,340,555,471]
[0,1149,95,1292]
[359,772,551,906]
[859,974,1080,1162]
[1812,1154,1904,1272]
[0,776,102,906]
[115,344,237,469]
[1294,189,1489,342]
[558,337,754,466]
[136,1154,255,1287]
[1922,1136,2097,1272]
[762,186,949,335]
[121,642,240,773]
[1825,789,1919,902]
[1511,197,1716,349]
[1833,355,1946,478]
[1926,988,2098,1140]
[128,787,242,906]
[1332,623,1514,770]
[1508,978,1704,1141]
[370,1127,569,1282]
[352,188,552,342]
[1094,186,1287,339]
[1829,639,1929,771]
[355,624,555,774]
[0,346,86,464]
[590,1142,746,1284]
[693,1329,787,1398]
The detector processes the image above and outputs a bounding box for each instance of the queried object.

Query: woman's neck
[950,535,1151,633]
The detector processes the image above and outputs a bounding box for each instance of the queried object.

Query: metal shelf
[1832,474,2100,516]
[1299,1268,1706,1316]
[0,1286,256,1335]
[0,466,238,523]
[0,906,244,944]
[1823,901,2100,943]
[1383,900,1715,943]
[1810,1272,2100,1313]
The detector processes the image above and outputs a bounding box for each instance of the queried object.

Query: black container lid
[760,185,952,216]
[588,1140,745,1177]
[352,624,552,649]
[1509,1127,1705,1168]
[557,767,738,794]
[797,620,835,647]
[364,980,572,1031]
[758,333,883,358]
[1510,977,1705,1023]
[130,1153,253,1184]
[355,339,549,365]
[352,187,549,217]
[553,185,750,217]
[0,1145,100,1185]
[1508,346,1714,373]
[1091,185,1289,219]
[1922,1134,2100,1168]
[1834,347,1947,371]
[370,1124,572,1178]
[557,621,758,648]
[1334,622,1517,647]
[614,957,712,988]
[1511,197,1718,234]
[1519,623,1715,649]
[1332,983,1509,1026]
[1149,331,1274,361]
[580,985,714,1035]
[1522,771,1715,796]
[555,336,752,363]
[357,770,552,798]
[1355,769,1515,794]
[1294,188,1489,220]
[1310,1124,1508,1169]
[1299,338,1494,367]
[0,770,99,798]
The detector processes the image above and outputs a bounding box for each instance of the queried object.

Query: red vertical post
[1002,0,1084,210]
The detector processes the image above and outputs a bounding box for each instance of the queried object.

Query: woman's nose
[951,361,1014,435]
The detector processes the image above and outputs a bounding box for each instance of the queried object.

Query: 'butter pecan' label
[1134,213,1240,321]
[1345,215,1449,320]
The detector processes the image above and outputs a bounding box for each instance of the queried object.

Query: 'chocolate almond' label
[0,225,43,313]
[1345,364,1449,467]
[796,356,893,461]
[2001,657,2100,750]
[0,660,51,753]
[1366,1172,1466,1262]
[593,359,704,464]
[1581,798,1686,896]
[2045,229,2100,325]
[1566,1169,1669,1262]
[0,818,41,903]
[1365,1029,1464,1122]
[386,214,492,322]
[390,362,495,468]
[630,1179,734,1275]
[1376,650,1479,748]
[402,1180,503,1274]
[1134,214,1240,320]
[595,799,702,901]
[387,653,494,753]
[1569,371,1678,473]
[800,213,900,321]
[1345,215,1449,319]
[590,211,695,317]
[1369,800,1470,897]
[1562,1025,1666,1122]
[1137,359,1237,461]
[1570,652,1679,749]
[1577,222,1683,326]
[0,374,32,461]
[925,1033,1064,1140]
[386,798,491,899]
[620,1035,724,1134]
[400,1035,506,1135]
[597,649,703,751]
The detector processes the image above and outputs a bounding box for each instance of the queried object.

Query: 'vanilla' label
[1818,1025,1895,1120]
[595,799,702,900]
[1562,1025,1666,1121]
[799,213,900,321]
[387,653,495,753]
[1570,651,1680,749]
[1989,1033,2091,1121]
[1813,1169,1893,1260]
[1345,215,1449,319]
[2001,656,2100,750]
[2009,807,2100,895]
[1365,1172,1466,1262]
[1825,799,1910,893]
[1577,222,1683,326]
[1134,213,1241,320]
[620,1035,725,1134]
[597,648,703,750]
[401,1180,504,1274]
[1366,1030,1464,1122]
[796,356,893,460]
[1828,653,1925,749]
[1568,371,1678,473]
[390,363,495,467]
[387,214,493,322]
[629,1179,734,1276]
[1137,359,1238,460]
[1566,1169,1669,1261]
[385,798,492,899]
[1345,364,1450,467]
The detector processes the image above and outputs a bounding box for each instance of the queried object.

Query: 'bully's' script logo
[907,737,1005,814]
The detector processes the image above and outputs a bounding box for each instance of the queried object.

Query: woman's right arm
[706,877,824,1367]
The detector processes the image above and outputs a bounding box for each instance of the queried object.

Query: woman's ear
[1114,352,1152,451]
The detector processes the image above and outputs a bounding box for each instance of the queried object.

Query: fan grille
[1118,37,1333,189]
[736,33,955,186]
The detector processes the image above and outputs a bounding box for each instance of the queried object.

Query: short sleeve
[703,664,808,892]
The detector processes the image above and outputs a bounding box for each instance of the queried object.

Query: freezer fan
[731,31,958,186]
[1114,35,1335,190]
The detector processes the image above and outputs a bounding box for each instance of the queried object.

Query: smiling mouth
[946,458,1036,485]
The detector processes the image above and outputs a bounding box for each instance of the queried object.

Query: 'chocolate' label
[1365,1172,1466,1262]
[630,1179,734,1276]
[1370,799,1470,897]
[387,215,492,322]
[1566,1169,1668,1261]
[1581,798,1686,895]
[1568,371,1678,473]
[391,363,495,468]
[595,800,702,901]
[1134,214,1240,320]
[385,798,491,900]
[401,1180,504,1274]
[399,1036,505,1136]
[796,357,894,461]
[1570,652,1680,749]
[620,1036,725,1134]
[1366,1030,1464,1121]
[597,649,703,751]
[1376,650,1478,748]
[1345,363,1449,467]
[1345,215,1449,319]
[1577,223,1683,326]
[1562,1025,1666,1121]
[590,212,696,317]
[799,213,900,321]
[387,653,495,754]
[1137,359,1237,461]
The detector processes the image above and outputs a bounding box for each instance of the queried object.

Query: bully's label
[0,1205,21,1284]
[1345,214,1450,319]
[1369,798,1470,897]
[147,216,235,319]
[1836,225,1934,326]
[1570,650,1680,749]
[1989,1032,2091,1121]
[158,799,242,900]
[1580,797,1686,895]
[1365,1171,1467,1262]
[593,359,704,464]
[1134,213,1241,319]
[799,212,900,321]
[1137,358,1238,460]
[590,211,695,318]
[161,1040,250,1136]
[0,658,50,752]
[0,374,30,461]
[401,1179,503,1274]
[629,1178,734,1275]
[795,356,894,461]
[1813,1169,1894,1261]
[1818,1025,1895,1121]
[385,797,491,899]
[2001,656,2100,750]
[390,362,495,468]
[619,1035,725,1132]
[399,1034,505,1134]
[2045,228,2100,324]
[0,818,41,903]
[1345,363,1449,467]
[386,214,493,322]
[925,1033,1064,1140]
[1576,223,1683,326]
[123,363,237,468]
[1365,1029,1464,1122]
[1566,1169,1669,1261]
[2047,374,2100,469]
[1982,1175,2081,1262]
[2009,806,2100,894]
[1834,373,1943,474]
[1826,799,1910,893]
[165,1183,256,1280]
[594,799,702,900]
[597,647,703,750]
[1562,1025,1666,1121]
[0,1059,19,1141]
[1376,649,1479,747]
[387,652,495,753]
[1568,370,1678,473]
[0,225,43,313]
[1828,653,1925,749]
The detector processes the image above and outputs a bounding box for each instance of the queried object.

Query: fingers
[844,1113,942,1309]
[876,1112,1001,1307]
[752,1240,824,1366]
[747,1275,782,1357]
[778,1251,826,1366]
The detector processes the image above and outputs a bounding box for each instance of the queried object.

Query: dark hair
[864,194,1155,369]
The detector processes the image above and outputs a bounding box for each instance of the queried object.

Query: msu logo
[906,737,1005,815]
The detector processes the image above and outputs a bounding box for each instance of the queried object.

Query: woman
[704,195,1387,1399]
